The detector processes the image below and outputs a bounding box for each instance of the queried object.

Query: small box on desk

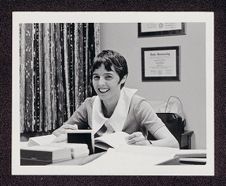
[67,130,94,154]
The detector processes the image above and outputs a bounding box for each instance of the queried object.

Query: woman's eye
[93,76,99,80]
[105,75,113,80]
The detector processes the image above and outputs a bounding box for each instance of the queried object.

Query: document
[83,146,178,171]
[83,146,207,170]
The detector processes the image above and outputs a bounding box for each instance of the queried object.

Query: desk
[52,147,206,167]
[51,151,206,166]
[180,130,194,149]
[21,144,206,169]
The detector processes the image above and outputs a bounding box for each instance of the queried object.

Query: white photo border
[12,11,214,175]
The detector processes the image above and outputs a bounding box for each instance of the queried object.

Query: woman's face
[92,64,125,103]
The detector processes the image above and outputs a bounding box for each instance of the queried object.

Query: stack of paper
[174,149,206,165]
[50,142,89,159]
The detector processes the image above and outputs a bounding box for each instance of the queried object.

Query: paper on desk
[28,134,57,146]
[83,146,179,171]
[115,145,179,156]
[20,141,29,148]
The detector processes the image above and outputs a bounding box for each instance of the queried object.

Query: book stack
[50,142,89,159]
[174,150,206,165]
[21,134,89,165]
[158,150,207,165]
[21,145,72,165]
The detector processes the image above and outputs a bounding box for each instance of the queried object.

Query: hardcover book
[21,134,90,165]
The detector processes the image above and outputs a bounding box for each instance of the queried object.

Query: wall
[100,23,206,149]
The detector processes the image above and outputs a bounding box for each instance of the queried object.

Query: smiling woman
[53,50,179,148]
[92,65,122,117]
[91,50,128,117]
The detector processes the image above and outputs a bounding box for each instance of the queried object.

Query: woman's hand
[52,123,78,137]
[52,123,78,143]
[127,132,151,146]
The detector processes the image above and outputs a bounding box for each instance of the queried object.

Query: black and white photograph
[12,12,214,175]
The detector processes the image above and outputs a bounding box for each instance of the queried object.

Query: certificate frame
[138,23,185,37]
[141,46,180,81]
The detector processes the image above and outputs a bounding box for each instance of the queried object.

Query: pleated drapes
[19,23,100,133]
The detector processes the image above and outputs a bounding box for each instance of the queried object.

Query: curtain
[19,23,100,133]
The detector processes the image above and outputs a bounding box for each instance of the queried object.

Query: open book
[94,132,130,150]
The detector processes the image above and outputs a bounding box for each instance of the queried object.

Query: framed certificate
[138,23,185,37]
[141,46,180,81]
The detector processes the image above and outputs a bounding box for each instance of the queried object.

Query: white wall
[100,23,206,149]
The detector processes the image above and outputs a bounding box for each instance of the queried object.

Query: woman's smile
[98,88,110,94]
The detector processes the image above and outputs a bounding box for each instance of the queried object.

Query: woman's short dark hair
[92,50,128,88]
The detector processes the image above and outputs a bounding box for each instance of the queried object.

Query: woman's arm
[127,127,179,148]
[129,99,179,148]
[52,98,90,136]
[150,126,179,148]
